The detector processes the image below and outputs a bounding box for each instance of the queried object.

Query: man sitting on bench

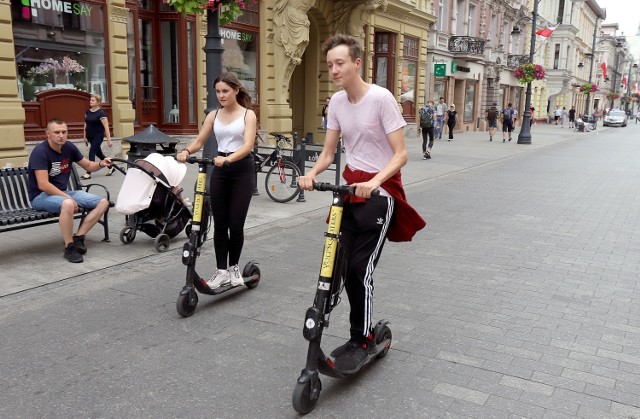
[28,118,112,263]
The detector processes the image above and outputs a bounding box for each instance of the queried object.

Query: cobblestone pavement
[2,123,640,417]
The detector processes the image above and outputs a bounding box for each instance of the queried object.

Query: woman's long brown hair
[214,72,252,109]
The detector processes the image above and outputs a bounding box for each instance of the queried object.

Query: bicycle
[253,132,301,203]
[292,182,391,414]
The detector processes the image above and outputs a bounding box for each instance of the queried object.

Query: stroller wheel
[154,233,171,252]
[119,227,136,244]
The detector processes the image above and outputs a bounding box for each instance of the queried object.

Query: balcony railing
[507,55,530,68]
[448,36,485,55]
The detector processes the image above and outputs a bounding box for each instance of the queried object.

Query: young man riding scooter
[298,34,425,373]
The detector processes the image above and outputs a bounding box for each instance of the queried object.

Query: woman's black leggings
[209,155,254,269]
[447,122,456,139]
[86,135,106,173]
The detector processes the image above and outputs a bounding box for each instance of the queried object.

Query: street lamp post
[584,18,600,119]
[516,0,538,145]
[202,8,224,175]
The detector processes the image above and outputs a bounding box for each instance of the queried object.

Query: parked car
[603,109,628,127]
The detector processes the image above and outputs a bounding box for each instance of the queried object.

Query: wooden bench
[0,166,113,241]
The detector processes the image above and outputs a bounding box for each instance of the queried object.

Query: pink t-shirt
[327,84,406,174]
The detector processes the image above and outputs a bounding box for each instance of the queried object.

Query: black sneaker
[73,234,87,255]
[64,243,83,263]
[333,340,374,373]
[330,339,361,358]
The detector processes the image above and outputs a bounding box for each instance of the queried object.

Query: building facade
[1,0,434,167]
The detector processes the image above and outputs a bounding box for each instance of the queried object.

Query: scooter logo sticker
[305,318,315,329]
[317,281,330,290]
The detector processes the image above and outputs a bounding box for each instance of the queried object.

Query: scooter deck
[193,274,259,295]
[317,338,391,378]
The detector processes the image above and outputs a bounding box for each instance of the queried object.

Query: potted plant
[606,92,620,101]
[164,0,256,25]
[27,62,54,90]
[579,82,598,95]
[514,63,546,84]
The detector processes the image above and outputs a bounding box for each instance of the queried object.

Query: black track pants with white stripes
[340,195,395,341]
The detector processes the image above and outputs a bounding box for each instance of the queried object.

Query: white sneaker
[229,264,244,286]
[207,269,230,288]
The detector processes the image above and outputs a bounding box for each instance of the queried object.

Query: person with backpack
[502,103,515,142]
[419,100,436,159]
[486,103,498,141]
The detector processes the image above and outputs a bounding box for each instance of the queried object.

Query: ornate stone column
[0,0,28,167]
[106,0,135,143]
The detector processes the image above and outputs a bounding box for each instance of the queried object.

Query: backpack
[420,107,434,129]
[487,108,497,122]
[503,108,512,122]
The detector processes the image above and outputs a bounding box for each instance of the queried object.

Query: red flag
[601,57,607,79]
[535,24,558,39]
[622,75,628,87]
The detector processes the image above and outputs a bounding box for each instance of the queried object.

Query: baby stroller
[114,153,192,252]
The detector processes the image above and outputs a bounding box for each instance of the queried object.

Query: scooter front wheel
[292,378,319,414]
[176,290,198,317]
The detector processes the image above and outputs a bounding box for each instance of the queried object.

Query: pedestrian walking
[28,118,112,263]
[486,103,499,141]
[419,100,436,158]
[177,72,258,289]
[560,107,568,128]
[554,106,562,125]
[321,97,330,130]
[298,34,425,372]
[81,94,113,179]
[568,106,576,129]
[445,104,458,141]
[435,97,447,140]
[502,103,515,142]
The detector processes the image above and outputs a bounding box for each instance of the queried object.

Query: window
[373,32,396,90]
[468,5,476,36]
[553,44,561,69]
[438,0,445,31]
[456,0,465,35]
[162,21,180,123]
[221,28,259,106]
[464,83,475,121]
[401,37,418,120]
[11,0,108,102]
[434,80,447,102]
[557,0,565,24]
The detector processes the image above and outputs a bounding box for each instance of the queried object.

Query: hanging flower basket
[514,64,546,84]
[606,92,620,101]
[164,0,256,25]
[579,83,598,95]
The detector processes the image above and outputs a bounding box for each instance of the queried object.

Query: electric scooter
[292,182,392,414]
[176,156,261,317]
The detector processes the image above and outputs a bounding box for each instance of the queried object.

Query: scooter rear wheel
[375,325,392,359]
[292,379,319,414]
[176,290,198,317]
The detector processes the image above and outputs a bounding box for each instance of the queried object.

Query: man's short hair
[492,102,498,106]
[440,97,444,100]
[47,118,66,129]
[322,34,362,61]
[508,103,512,107]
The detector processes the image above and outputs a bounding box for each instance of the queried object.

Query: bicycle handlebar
[313,182,380,197]
[269,132,292,144]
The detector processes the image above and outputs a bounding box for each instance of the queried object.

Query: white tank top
[214,110,246,153]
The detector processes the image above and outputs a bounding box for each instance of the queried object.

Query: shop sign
[219,28,253,43]
[434,64,446,77]
[457,66,471,73]
[451,61,458,73]
[22,0,92,18]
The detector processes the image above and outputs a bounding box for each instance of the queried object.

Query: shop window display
[11,0,108,102]
[221,28,258,106]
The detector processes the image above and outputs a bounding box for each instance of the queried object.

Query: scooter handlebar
[313,182,380,197]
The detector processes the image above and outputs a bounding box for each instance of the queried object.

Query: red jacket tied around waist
[342,165,426,242]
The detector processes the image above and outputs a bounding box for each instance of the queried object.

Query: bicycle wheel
[265,160,301,203]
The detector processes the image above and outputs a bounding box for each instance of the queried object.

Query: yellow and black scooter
[292,182,392,414]
[176,156,261,317]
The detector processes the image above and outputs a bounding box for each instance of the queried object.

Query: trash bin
[124,124,179,163]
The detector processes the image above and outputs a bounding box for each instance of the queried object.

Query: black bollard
[296,132,306,202]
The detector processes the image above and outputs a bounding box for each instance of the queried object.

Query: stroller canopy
[116,153,187,215]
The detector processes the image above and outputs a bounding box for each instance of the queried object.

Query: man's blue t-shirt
[27,141,84,201]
